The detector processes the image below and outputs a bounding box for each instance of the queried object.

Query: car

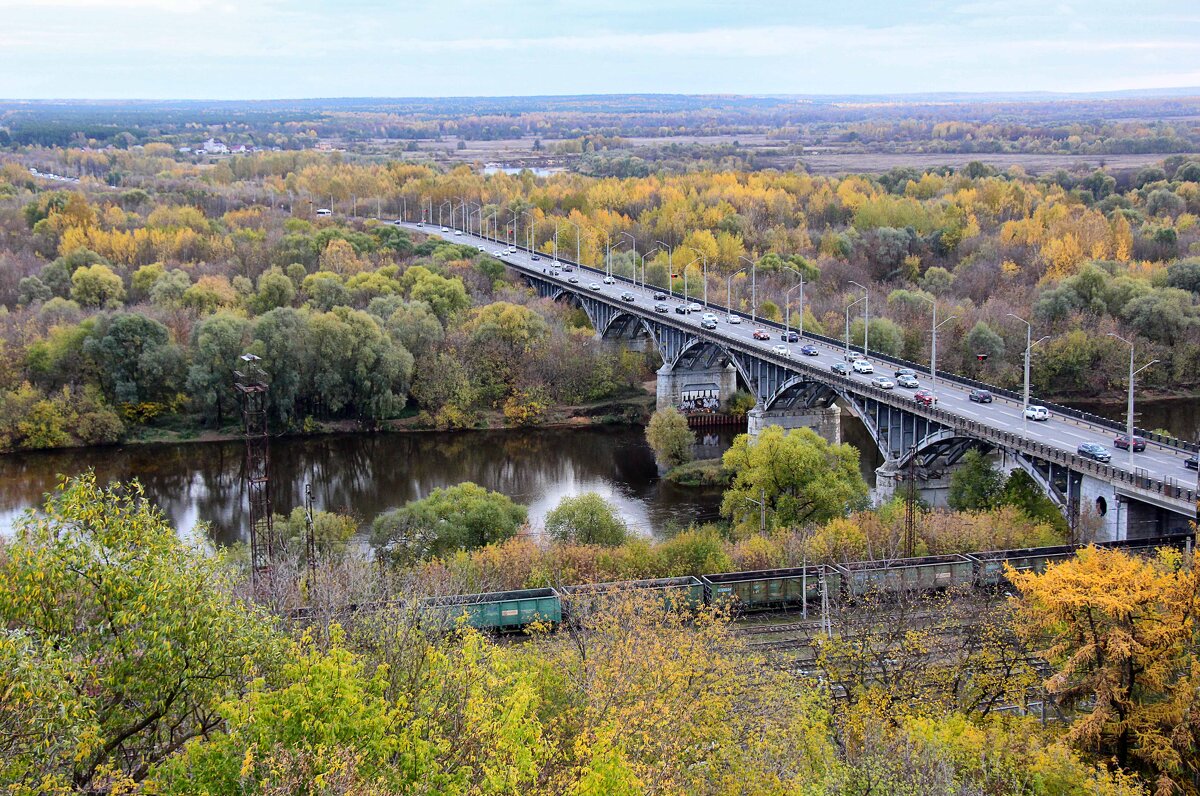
[507,247,517,254]
[395,219,406,226]
[654,303,669,313]
[603,276,616,284]
[780,330,799,343]
[477,245,487,252]
[441,226,450,233]
[701,318,718,330]
[550,269,560,276]
[831,362,851,375]
[753,329,771,340]
[454,229,463,236]
[701,312,718,322]
[872,376,895,389]
[1024,405,1049,421]
[531,254,540,261]
[800,344,819,356]
[1186,456,1198,471]
[894,368,915,378]
[620,292,636,302]
[896,374,920,388]
[416,221,424,227]
[562,265,574,272]
[588,282,601,291]
[852,359,874,374]
[568,276,579,284]
[653,292,667,300]
[914,389,937,407]
[493,250,504,256]
[675,305,689,315]
[1113,435,1146,452]
[726,315,741,324]
[772,344,791,358]
[1077,442,1112,463]
[687,302,703,313]
[968,389,993,403]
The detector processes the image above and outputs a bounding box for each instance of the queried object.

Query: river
[0,426,735,544]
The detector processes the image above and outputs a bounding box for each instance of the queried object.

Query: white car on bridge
[852,359,874,374]
[1025,405,1050,421]
[772,344,791,358]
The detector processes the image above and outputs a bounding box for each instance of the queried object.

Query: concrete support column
[747,404,841,445]
[656,363,738,412]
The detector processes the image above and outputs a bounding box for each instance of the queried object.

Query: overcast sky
[1,0,1198,99]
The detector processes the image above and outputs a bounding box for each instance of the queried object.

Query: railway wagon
[967,544,1080,588]
[422,587,561,631]
[836,554,974,598]
[701,566,837,611]
[560,576,705,618]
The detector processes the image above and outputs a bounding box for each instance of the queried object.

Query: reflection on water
[0,426,735,544]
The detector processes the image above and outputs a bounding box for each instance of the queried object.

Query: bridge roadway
[395,221,1198,518]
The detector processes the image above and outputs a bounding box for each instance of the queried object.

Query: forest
[1,137,1200,451]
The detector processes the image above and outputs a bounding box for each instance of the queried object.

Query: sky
[1,0,1198,100]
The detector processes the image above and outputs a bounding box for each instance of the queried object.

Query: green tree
[386,300,444,358]
[251,266,296,313]
[645,407,696,469]
[370,482,527,563]
[70,263,125,307]
[0,474,270,791]
[545,492,629,546]
[721,425,867,534]
[947,448,1004,511]
[965,321,1005,362]
[83,312,185,406]
[185,311,249,426]
[16,275,51,306]
[148,268,191,308]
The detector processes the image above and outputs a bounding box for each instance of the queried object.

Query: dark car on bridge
[654,303,669,313]
[914,389,937,407]
[675,305,688,314]
[1186,456,1198,471]
[800,344,819,356]
[1077,442,1112,463]
[780,330,799,342]
[1114,435,1146,452]
[968,389,993,403]
[653,292,667,300]
[894,367,916,378]
[831,362,851,375]
[620,292,636,302]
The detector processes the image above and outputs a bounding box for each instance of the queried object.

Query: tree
[947,448,1004,511]
[0,475,269,791]
[83,312,184,406]
[1010,546,1200,789]
[545,492,629,546]
[251,266,296,313]
[370,482,527,563]
[965,320,1005,362]
[185,312,248,426]
[70,263,125,307]
[386,300,444,358]
[645,407,695,469]
[721,425,867,534]
[16,276,51,306]
[1166,258,1200,295]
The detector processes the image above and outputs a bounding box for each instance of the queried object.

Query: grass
[664,458,730,488]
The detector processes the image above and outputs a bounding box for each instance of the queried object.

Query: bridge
[395,221,1198,540]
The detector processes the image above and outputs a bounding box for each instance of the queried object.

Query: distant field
[795,151,1188,176]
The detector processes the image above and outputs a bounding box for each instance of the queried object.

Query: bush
[544,492,629,546]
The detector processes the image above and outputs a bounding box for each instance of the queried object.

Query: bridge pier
[747,404,841,446]
[656,362,738,412]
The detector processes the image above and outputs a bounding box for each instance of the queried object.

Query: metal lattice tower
[903,445,918,558]
[234,354,274,579]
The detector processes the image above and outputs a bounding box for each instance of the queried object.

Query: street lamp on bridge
[782,265,805,341]
[849,281,869,359]
[681,246,709,309]
[726,265,748,321]
[1007,313,1049,428]
[915,294,956,393]
[1108,332,1158,465]
[614,231,636,280]
[844,296,865,360]
[738,255,758,323]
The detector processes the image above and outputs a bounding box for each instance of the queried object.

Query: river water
[1,396,1192,545]
[0,426,735,544]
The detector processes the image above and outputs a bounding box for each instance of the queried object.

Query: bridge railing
[489,232,1198,457]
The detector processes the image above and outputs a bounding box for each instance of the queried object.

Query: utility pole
[903,446,918,558]
[1108,332,1158,466]
[850,281,869,357]
[304,482,316,597]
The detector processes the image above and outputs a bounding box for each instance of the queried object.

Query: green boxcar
[967,545,1079,588]
[702,566,836,611]
[422,587,561,632]
[836,554,973,598]
[560,576,704,619]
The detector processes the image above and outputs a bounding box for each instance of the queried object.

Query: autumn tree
[545,492,629,546]
[645,406,695,469]
[1010,546,1200,789]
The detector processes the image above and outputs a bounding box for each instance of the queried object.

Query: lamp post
[1108,332,1158,465]
[849,280,869,358]
[519,210,537,252]
[563,219,584,266]
[1007,313,1049,423]
[726,266,748,321]
[738,255,758,323]
[655,240,674,298]
[616,231,636,281]
[844,297,865,360]
[915,295,955,392]
[682,246,709,308]
[782,265,805,340]
[640,246,662,291]
[439,200,452,227]
[681,257,703,305]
